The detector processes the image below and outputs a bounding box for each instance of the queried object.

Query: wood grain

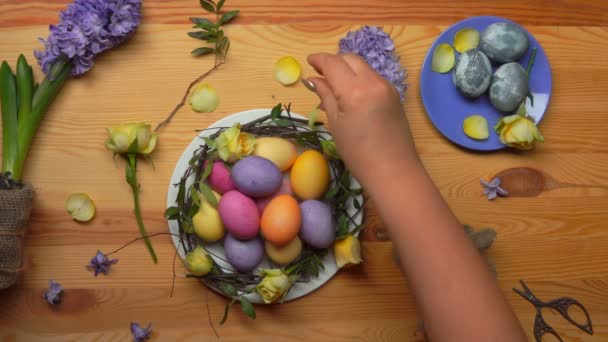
[1,1,608,341]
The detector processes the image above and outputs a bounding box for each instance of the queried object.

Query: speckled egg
[290,150,330,200]
[480,22,529,63]
[489,62,529,113]
[253,137,298,172]
[299,200,335,248]
[224,233,264,272]
[265,236,302,265]
[453,50,492,99]
[231,156,282,198]
[260,194,301,246]
[218,190,260,240]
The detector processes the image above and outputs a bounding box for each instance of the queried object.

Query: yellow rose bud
[215,123,255,163]
[105,122,158,155]
[185,246,213,276]
[334,235,362,268]
[255,269,295,304]
[494,114,544,150]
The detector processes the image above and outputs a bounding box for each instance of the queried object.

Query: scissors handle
[534,312,564,342]
[546,297,594,335]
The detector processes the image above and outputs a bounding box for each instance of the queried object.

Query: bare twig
[206,290,220,339]
[155,61,225,132]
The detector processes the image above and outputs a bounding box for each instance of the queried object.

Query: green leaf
[320,140,340,159]
[219,282,238,297]
[308,106,319,129]
[270,103,282,119]
[164,206,181,220]
[202,137,217,149]
[16,55,33,124]
[240,296,256,320]
[190,184,201,207]
[219,299,236,325]
[324,185,339,200]
[353,197,361,210]
[273,118,293,127]
[336,215,349,238]
[218,36,230,55]
[200,0,216,13]
[128,136,139,154]
[190,17,214,26]
[199,182,218,207]
[216,0,226,11]
[188,31,213,41]
[191,47,215,56]
[200,160,215,183]
[0,61,19,178]
[177,179,187,206]
[219,10,240,25]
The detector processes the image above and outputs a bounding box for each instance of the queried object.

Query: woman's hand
[306,53,420,184]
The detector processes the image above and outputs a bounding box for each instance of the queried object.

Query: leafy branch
[155,0,239,132]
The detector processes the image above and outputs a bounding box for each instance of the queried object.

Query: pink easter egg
[207,161,236,195]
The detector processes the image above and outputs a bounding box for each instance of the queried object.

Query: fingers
[306,76,339,116]
[308,53,356,89]
[340,53,374,75]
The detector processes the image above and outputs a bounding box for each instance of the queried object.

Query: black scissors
[513,280,593,341]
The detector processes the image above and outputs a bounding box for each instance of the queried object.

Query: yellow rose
[334,235,362,268]
[215,123,255,163]
[105,122,158,155]
[494,114,544,150]
[185,246,213,276]
[255,269,295,304]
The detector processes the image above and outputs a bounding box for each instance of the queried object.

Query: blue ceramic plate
[420,16,552,151]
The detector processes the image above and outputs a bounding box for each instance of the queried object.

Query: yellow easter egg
[253,137,297,172]
[290,150,330,200]
[265,236,302,265]
[193,192,225,242]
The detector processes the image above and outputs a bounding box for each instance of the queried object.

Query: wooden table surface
[1,1,607,341]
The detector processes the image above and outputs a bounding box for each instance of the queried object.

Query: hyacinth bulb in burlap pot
[0,0,142,289]
[0,178,33,289]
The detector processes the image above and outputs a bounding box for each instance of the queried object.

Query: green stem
[127,154,158,263]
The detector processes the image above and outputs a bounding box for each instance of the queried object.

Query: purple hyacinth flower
[44,280,64,305]
[339,26,408,101]
[480,177,509,200]
[34,0,142,77]
[86,250,118,276]
[130,322,152,342]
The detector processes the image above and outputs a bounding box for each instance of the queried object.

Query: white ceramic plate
[166,109,363,304]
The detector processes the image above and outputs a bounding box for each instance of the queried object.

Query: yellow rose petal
[274,56,302,86]
[431,43,455,73]
[454,28,480,53]
[65,193,95,222]
[189,83,219,113]
[463,115,489,140]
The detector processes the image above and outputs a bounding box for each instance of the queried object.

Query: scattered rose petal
[44,280,64,305]
[130,322,152,342]
[86,251,118,276]
[65,193,96,222]
[189,83,219,113]
[463,115,489,140]
[274,56,302,85]
[431,43,455,73]
[454,28,480,53]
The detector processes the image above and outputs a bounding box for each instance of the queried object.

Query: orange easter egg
[260,194,301,246]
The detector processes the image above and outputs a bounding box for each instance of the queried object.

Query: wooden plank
[0,0,607,27]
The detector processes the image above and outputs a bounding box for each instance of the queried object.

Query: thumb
[306,77,339,117]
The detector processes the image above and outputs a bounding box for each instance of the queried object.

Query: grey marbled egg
[453,50,492,99]
[489,62,529,113]
[480,22,529,63]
